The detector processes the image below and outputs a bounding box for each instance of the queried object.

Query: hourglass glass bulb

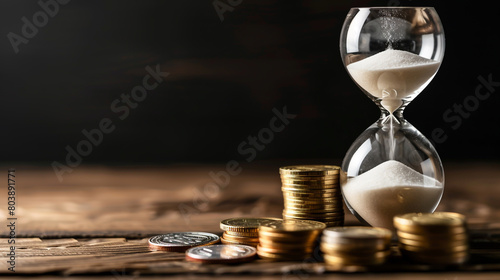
[346,49,441,113]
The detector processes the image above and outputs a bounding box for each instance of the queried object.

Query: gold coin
[259,219,326,233]
[220,217,282,233]
[222,232,259,243]
[281,178,339,184]
[281,216,344,224]
[284,197,342,204]
[283,192,341,199]
[396,230,468,242]
[323,252,389,266]
[398,237,467,248]
[282,214,344,221]
[282,210,344,218]
[325,249,391,259]
[320,240,389,253]
[398,243,469,253]
[258,238,316,248]
[223,230,259,238]
[220,237,259,247]
[284,202,342,209]
[259,237,318,246]
[283,207,343,214]
[257,247,312,260]
[280,173,339,178]
[281,184,339,190]
[394,212,466,233]
[258,230,319,241]
[257,244,313,254]
[322,226,392,241]
[279,165,340,176]
[281,185,341,192]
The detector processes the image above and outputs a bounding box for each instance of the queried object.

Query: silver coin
[186,244,257,263]
[148,232,219,251]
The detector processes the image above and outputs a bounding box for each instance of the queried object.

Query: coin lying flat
[220,217,281,233]
[394,212,466,233]
[148,232,220,252]
[323,226,392,241]
[185,244,257,264]
[259,219,326,233]
[279,165,340,176]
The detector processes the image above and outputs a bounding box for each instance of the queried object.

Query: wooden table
[1,160,499,279]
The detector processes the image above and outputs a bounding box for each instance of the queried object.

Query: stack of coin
[280,165,344,227]
[257,219,326,261]
[220,217,280,247]
[320,226,392,266]
[394,212,469,265]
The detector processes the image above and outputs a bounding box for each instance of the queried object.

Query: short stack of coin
[321,226,392,266]
[394,212,469,265]
[257,219,326,261]
[220,217,280,247]
[280,165,344,227]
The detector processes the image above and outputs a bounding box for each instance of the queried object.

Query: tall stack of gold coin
[220,217,280,247]
[320,227,392,266]
[280,165,344,226]
[394,212,469,265]
[257,219,326,261]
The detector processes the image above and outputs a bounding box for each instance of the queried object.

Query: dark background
[0,0,499,167]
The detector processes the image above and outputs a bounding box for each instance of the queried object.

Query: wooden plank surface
[0,161,499,277]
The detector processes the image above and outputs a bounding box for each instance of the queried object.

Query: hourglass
[339,7,445,229]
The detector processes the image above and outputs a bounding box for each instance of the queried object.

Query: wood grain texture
[0,161,499,277]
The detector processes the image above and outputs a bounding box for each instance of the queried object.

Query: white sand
[347,49,440,113]
[342,160,443,229]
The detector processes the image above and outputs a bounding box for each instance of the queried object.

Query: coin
[281,179,339,185]
[323,252,389,266]
[279,165,340,176]
[283,198,342,204]
[395,212,469,265]
[394,212,466,233]
[259,219,326,233]
[186,244,257,264]
[220,237,259,247]
[222,231,259,238]
[148,232,220,252]
[399,243,469,253]
[283,192,341,199]
[222,232,259,243]
[398,237,468,249]
[256,249,312,261]
[282,188,341,195]
[259,236,316,247]
[320,240,389,253]
[283,203,343,210]
[281,184,339,190]
[282,212,344,220]
[396,230,468,242]
[220,217,281,233]
[323,227,392,241]
[282,216,344,223]
[258,230,320,240]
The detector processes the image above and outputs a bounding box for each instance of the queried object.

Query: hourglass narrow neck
[378,108,406,125]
